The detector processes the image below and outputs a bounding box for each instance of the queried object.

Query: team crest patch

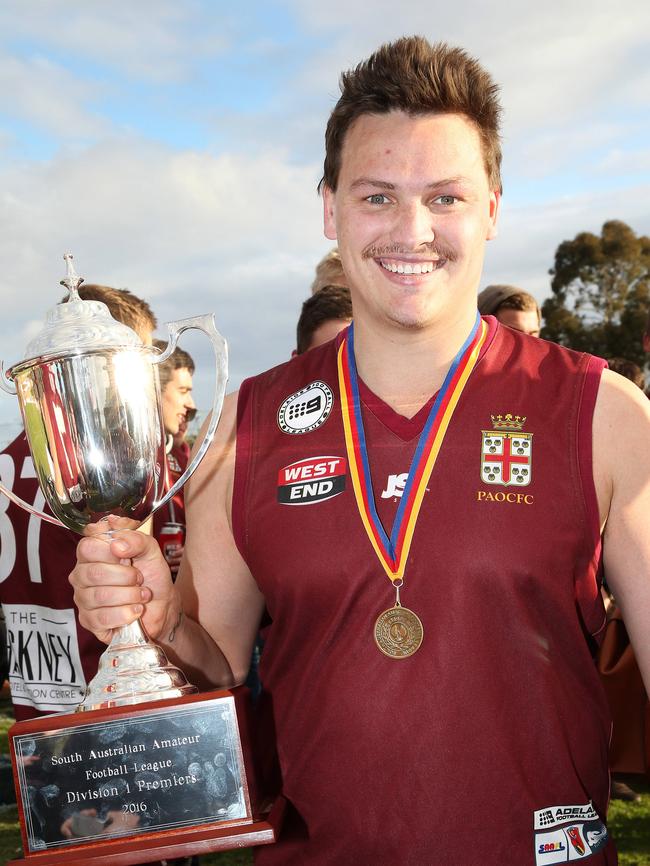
[277,381,333,434]
[534,802,608,864]
[481,413,532,487]
[277,456,346,504]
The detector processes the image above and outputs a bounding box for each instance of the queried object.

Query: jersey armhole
[577,354,607,547]
[232,378,254,562]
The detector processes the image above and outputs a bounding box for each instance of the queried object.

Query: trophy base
[9,797,285,866]
[10,687,282,864]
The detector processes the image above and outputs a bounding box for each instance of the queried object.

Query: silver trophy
[0,253,228,711]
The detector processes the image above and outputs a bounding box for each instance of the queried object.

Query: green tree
[541,220,650,365]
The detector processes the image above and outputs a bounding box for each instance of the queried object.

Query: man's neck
[351,310,478,419]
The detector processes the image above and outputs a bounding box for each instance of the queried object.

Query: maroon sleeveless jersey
[234,317,616,865]
[0,432,104,719]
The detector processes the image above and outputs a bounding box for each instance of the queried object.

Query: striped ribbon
[337,313,487,582]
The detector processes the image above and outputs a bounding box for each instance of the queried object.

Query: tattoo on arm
[168,608,183,643]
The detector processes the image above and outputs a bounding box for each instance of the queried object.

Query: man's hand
[69,515,179,645]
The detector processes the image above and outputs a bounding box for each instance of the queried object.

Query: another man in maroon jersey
[152,341,196,577]
[71,38,650,865]
[0,285,156,721]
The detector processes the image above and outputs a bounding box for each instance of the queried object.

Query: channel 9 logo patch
[277,456,346,505]
[277,381,333,434]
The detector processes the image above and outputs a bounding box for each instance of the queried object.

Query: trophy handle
[0,358,64,526]
[151,314,228,515]
[0,479,64,526]
[0,360,17,395]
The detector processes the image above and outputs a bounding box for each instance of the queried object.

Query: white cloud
[0,0,231,83]
[483,183,650,304]
[0,138,330,425]
[0,54,108,140]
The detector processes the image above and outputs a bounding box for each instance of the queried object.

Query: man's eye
[434,195,457,205]
[366,193,389,205]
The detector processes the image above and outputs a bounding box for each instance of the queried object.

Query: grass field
[0,705,648,865]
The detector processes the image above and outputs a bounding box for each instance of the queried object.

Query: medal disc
[374,605,423,658]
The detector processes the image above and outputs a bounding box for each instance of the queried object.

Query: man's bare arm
[160,390,266,688]
[594,369,650,694]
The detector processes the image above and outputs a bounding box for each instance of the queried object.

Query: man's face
[495,308,540,337]
[161,367,195,436]
[323,111,499,334]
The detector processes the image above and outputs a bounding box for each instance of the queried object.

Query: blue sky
[0,0,649,435]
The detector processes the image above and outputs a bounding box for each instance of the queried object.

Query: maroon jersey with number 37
[0,432,104,719]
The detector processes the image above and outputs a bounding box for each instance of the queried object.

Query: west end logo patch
[277,381,333,434]
[277,456,346,505]
[481,413,532,487]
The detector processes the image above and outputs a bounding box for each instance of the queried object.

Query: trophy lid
[21,253,143,363]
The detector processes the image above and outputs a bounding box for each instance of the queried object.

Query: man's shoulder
[496,322,605,370]
[241,338,338,396]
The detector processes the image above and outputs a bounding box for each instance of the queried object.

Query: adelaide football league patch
[481,413,532,487]
[277,381,333,434]
[533,802,608,864]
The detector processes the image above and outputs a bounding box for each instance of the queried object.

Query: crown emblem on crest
[490,413,526,430]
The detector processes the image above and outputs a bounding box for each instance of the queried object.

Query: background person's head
[477,285,541,337]
[296,285,353,354]
[66,284,158,346]
[311,248,348,294]
[153,340,196,437]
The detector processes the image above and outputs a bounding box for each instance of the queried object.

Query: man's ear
[486,190,501,241]
[323,185,337,241]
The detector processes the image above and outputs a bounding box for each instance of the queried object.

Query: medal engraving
[374,606,423,658]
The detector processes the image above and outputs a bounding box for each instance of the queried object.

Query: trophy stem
[78,617,198,712]
[109,617,151,648]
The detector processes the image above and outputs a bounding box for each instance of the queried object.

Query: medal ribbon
[337,313,487,583]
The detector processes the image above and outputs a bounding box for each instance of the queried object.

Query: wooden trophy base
[9,687,282,865]
[9,797,285,865]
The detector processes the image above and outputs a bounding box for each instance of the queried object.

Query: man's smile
[378,258,444,275]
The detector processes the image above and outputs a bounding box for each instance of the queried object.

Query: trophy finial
[60,252,84,300]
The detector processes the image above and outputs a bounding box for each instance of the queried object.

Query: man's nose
[391,200,435,249]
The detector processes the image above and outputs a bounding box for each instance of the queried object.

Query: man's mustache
[362,242,457,263]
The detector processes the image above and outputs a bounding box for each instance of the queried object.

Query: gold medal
[374,604,424,659]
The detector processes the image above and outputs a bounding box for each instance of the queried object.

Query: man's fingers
[76,598,145,639]
[71,559,143,589]
[76,530,155,566]
[74,582,151,611]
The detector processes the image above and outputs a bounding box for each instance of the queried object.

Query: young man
[71,37,650,865]
[477,283,541,336]
[151,341,196,577]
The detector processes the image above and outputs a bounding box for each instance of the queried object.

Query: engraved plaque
[13,695,251,853]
